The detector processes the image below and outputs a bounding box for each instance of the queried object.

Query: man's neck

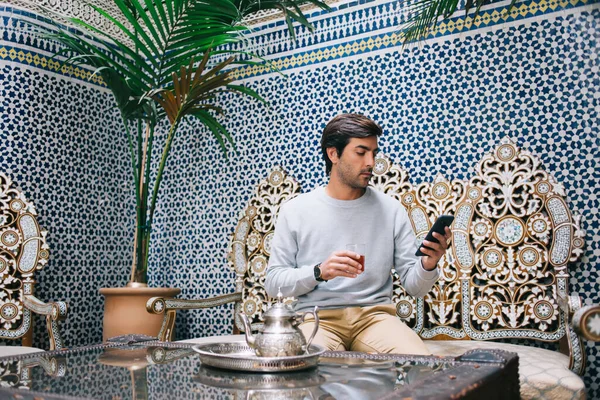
[325,179,366,200]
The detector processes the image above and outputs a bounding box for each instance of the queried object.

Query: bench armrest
[22,295,68,350]
[557,293,600,341]
[572,304,600,342]
[556,292,599,374]
[146,292,242,341]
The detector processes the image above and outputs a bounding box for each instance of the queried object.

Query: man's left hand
[420,227,452,271]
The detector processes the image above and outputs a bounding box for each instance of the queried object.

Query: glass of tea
[346,244,366,271]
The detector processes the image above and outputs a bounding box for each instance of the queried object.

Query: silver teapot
[240,289,319,357]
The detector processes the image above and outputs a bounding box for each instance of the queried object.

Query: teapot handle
[300,306,319,351]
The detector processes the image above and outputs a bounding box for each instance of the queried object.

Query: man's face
[329,136,379,189]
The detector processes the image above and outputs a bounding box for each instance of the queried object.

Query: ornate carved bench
[148,138,599,399]
[0,173,68,352]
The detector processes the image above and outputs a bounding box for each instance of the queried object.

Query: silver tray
[195,366,326,389]
[192,340,325,372]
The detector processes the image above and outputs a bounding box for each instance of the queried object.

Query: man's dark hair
[320,114,382,175]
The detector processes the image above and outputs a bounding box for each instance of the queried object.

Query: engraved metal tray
[192,340,326,372]
[195,366,326,389]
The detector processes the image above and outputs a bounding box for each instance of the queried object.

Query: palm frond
[33,0,329,124]
[402,0,518,44]
[402,0,461,43]
[238,0,331,32]
[149,52,236,124]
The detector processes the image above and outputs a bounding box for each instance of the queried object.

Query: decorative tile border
[2,0,131,44]
[230,0,600,80]
[0,44,105,86]
[2,0,598,87]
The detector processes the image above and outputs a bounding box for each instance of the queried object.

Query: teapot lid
[264,288,296,319]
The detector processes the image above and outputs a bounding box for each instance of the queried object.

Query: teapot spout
[239,312,256,348]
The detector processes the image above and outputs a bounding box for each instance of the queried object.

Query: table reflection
[192,355,445,400]
[0,352,66,391]
[0,344,453,399]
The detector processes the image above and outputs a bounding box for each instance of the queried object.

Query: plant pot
[100,286,181,341]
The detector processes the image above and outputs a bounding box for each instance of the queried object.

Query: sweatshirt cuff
[300,264,319,288]
[418,259,439,281]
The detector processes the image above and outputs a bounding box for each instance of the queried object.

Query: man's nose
[365,152,375,168]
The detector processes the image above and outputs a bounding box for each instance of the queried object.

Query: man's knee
[352,333,429,355]
[351,313,430,355]
[299,322,346,351]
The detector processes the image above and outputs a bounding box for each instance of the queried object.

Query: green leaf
[289,3,314,32]
[31,0,332,284]
[65,18,155,85]
[226,84,268,107]
[401,0,517,44]
[143,0,169,40]
[191,112,228,157]
[282,10,297,41]
[87,5,158,68]
[122,0,167,48]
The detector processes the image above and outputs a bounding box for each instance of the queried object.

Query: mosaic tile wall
[1,0,599,396]
[0,61,134,348]
[0,3,134,348]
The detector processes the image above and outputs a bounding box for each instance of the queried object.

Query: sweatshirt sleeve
[393,206,439,298]
[265,204,319,298]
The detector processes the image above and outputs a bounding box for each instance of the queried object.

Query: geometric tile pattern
[0,63,132,349]
[0,1,599,398]
[5,0,131,45]
[230,0,600,79]
[0,6,107,87]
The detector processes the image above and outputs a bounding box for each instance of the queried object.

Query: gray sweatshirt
[265,186,438,311]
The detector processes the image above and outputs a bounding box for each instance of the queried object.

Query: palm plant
[34,0,328,285]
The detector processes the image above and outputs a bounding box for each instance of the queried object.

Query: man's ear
[327,147,339,164]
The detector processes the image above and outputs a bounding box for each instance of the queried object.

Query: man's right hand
[319,251,363,281]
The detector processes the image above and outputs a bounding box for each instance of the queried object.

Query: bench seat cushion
[427,340,585,400]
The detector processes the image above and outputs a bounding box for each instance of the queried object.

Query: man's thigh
[351,308,430,355]
[299,321,346,351]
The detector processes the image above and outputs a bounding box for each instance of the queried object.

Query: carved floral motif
[0,173,50,337]
[227,167,301,331]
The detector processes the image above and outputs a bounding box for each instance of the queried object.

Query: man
[265,114,451,355]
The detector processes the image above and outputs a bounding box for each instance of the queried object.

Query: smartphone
[415,215,454,256]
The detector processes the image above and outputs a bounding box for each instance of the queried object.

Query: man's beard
[336,165,371,189]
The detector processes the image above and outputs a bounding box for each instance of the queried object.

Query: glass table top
[0,339,519,400]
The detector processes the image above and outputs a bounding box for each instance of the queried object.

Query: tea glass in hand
[346,244,366,271]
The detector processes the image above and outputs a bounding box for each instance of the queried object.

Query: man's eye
[357,152,365,156]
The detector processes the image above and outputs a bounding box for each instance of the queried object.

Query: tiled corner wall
[0,6,133,348]
[1,0,599,396]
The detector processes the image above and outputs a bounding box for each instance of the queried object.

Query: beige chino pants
[299,304,430,355]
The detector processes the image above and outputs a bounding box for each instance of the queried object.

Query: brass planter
[100,286,181,341]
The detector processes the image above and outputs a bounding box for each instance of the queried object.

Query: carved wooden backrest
[227,167,302,332]
[228,139,585,368]
[0,173,50,340]
[384,138,584,346]
[369,154,466,337]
